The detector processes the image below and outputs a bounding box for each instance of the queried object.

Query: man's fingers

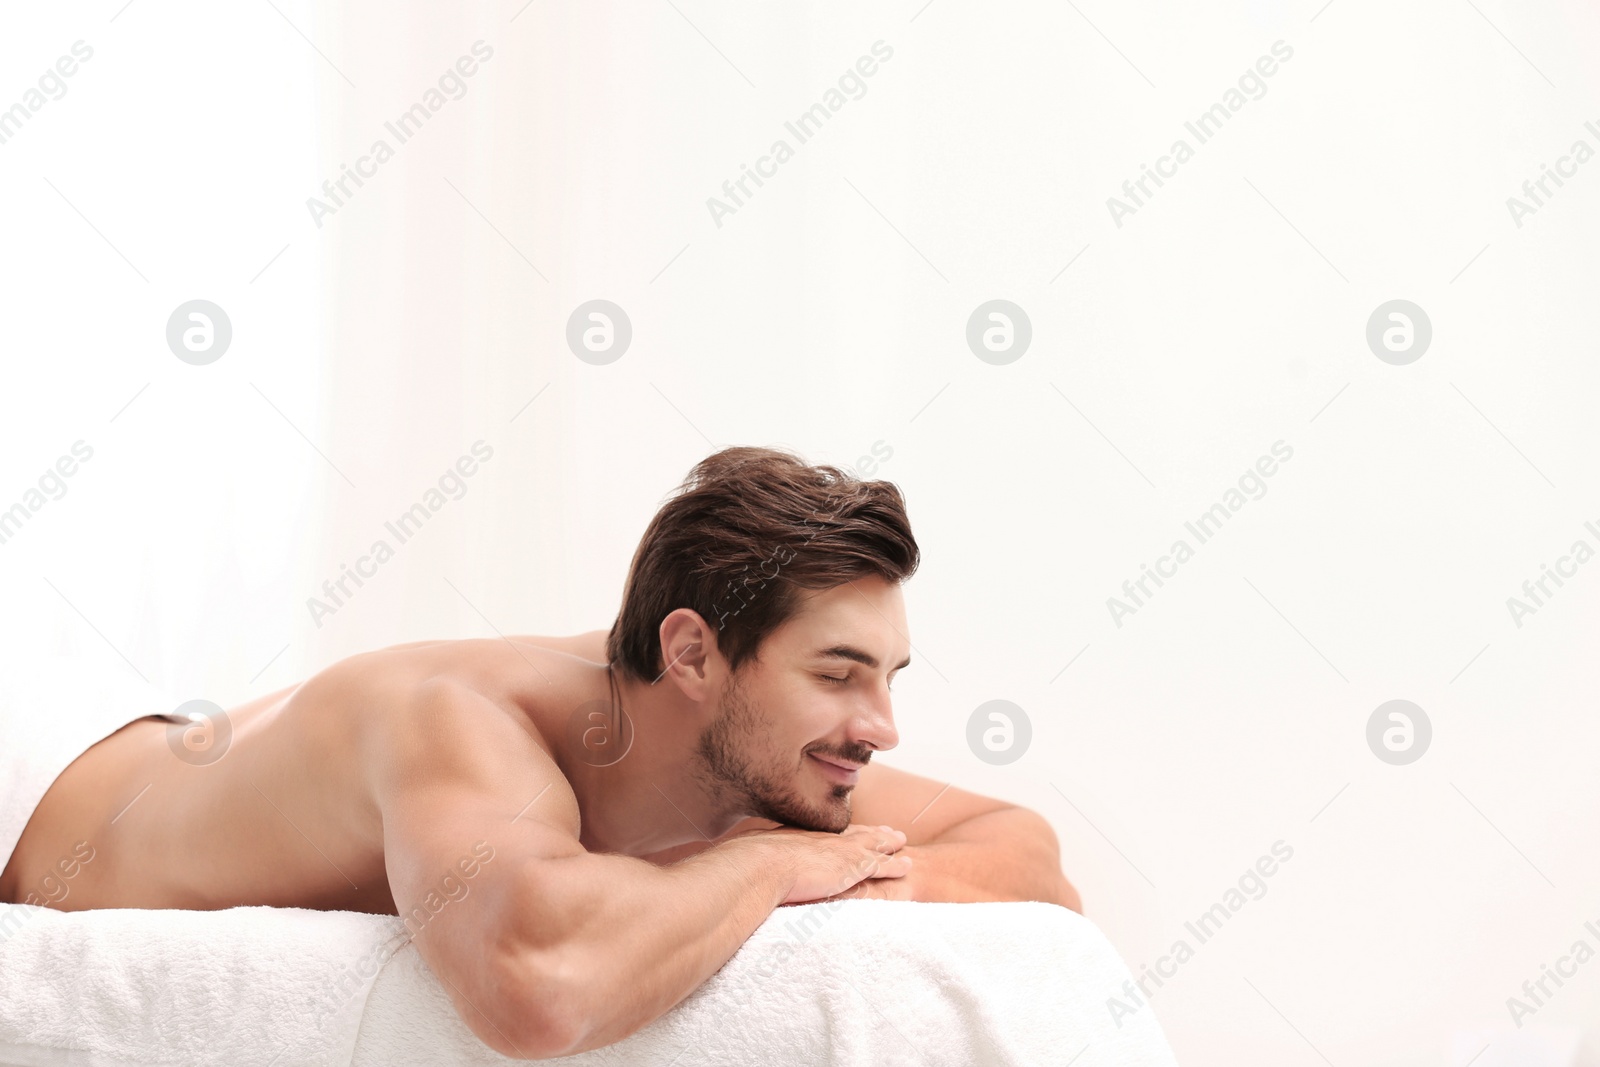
[877,852,913,878]
[870,826,906,851]
[847,824,905,841]
[855,848,913,880]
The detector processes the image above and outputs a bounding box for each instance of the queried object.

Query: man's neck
[558,665,747,857]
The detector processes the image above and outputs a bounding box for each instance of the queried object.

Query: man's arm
[373,678,910,1059]
[648,764,1081,909]
[833,762,1081,910]
[889,805,1081,908]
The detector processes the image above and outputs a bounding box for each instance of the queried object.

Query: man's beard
[692,668,852,833]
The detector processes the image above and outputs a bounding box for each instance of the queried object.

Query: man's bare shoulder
[323,637,595,839]
[315,636,597,731]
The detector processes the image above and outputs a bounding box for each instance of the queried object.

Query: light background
[1,2,1597,1064]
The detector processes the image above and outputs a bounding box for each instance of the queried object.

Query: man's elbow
[1029,849,1082,913]
[474,947,594,1060]
[1055,874,1083,913]
[998,805,1081,912]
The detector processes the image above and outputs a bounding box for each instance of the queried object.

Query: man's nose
[855,687,899,753]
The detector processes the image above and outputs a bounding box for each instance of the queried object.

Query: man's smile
[808,752,863,784]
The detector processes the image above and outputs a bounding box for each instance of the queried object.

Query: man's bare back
[0,634,608,915]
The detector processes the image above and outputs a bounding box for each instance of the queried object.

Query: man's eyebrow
[813,645,912,671]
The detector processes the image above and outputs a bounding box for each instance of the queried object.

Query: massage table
[0,895,1179,1066]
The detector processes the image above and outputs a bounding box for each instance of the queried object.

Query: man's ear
[656,608,721,697]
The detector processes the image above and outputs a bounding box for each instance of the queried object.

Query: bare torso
[0,636,712,913]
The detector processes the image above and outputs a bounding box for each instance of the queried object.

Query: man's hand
[726,822,912,905]
[785,809,1082,909]
[791,845,922,904]
[842,763,1080,908]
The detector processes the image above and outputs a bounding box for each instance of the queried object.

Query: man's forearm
[908,806,1080,909]
[504,840,794,1057]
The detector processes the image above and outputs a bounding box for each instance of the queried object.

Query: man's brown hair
[606,445,919,683]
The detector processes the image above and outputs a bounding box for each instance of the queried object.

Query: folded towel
[0,902,401,1067]
[0,894,1178,1067]
[355,898,1180,1066]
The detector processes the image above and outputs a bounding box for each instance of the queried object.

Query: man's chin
[798,810,851,834]
[757,790,850,834]
[803,789,853,833]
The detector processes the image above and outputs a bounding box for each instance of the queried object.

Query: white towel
[354,898,1180,1066]
[0,902,402,1067]
[0,895,1179,1067]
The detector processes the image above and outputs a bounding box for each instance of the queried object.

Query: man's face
[692,575,910,833]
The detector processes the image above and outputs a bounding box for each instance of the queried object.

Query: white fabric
[0,655,179,875]
[0,903,399,1067]
[0,896,1179,1067]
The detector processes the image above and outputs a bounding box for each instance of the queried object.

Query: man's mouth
[808,752,863,784]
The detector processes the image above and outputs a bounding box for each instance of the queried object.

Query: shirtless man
[0,446,1079,1059]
